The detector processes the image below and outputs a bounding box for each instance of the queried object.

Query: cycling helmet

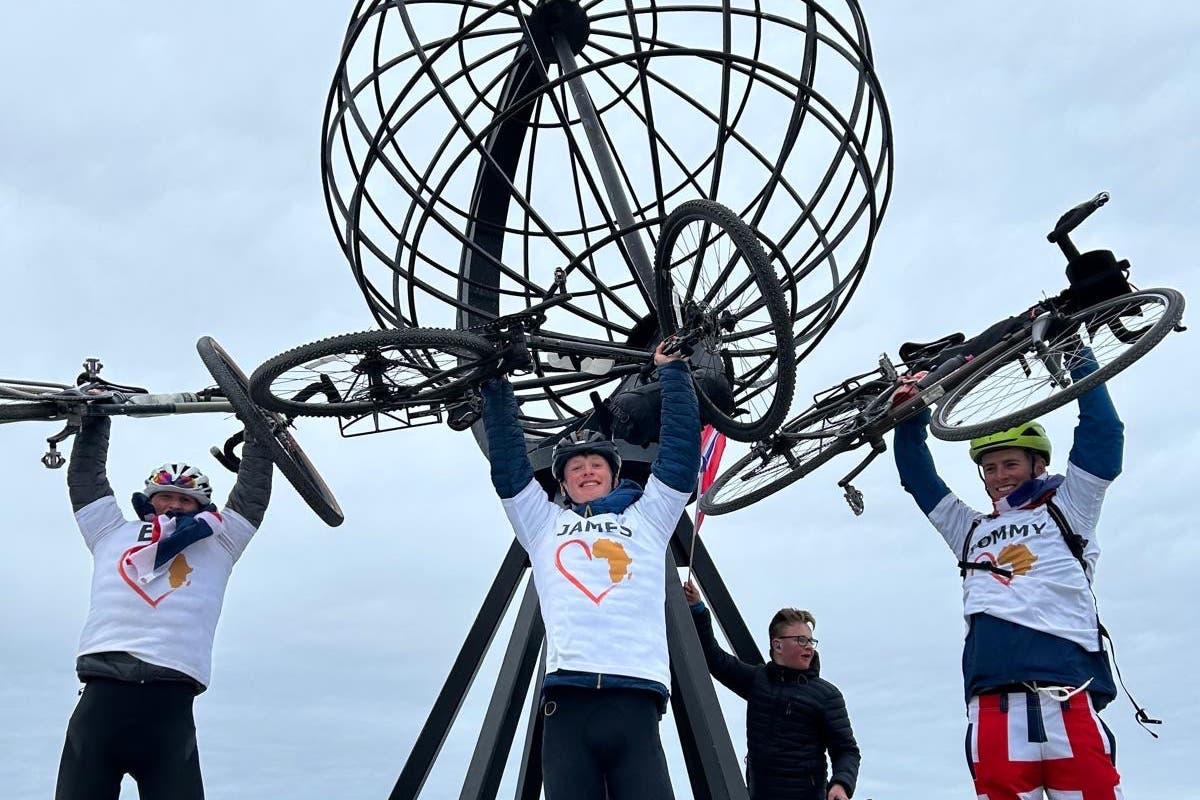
[143,463,214,504]
[969,422,1052,465]
[551,430,622,482]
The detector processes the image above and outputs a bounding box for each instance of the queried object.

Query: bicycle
[698,192,1186,516]
[248,200,798,444]
[0,337,343,527]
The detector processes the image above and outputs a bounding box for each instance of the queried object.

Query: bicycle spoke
[936,292,1175,432]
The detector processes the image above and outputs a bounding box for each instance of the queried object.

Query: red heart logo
[555,539,618,605]
[977,551,1012,586]
[117,546,180,607]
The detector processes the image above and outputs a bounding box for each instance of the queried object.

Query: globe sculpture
[322,0,892,441]
[313,0,893,795]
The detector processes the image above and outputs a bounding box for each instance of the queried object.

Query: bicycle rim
[656,199,796,442]
[699,392,871,515]
[249,328,497,418]
[931,288,1185,441]
[197,336,344,526]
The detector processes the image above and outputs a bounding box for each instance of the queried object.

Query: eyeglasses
[775,635,817,647]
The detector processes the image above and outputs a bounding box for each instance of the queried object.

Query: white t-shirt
[501,476,690,689]
[74,495,257,687]
[927,464,1109,651]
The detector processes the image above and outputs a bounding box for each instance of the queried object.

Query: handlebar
[1047,191,1109,260]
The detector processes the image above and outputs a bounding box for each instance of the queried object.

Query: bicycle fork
[837,435,887,515]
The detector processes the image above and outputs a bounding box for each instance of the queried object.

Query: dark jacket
[691,605,860,799]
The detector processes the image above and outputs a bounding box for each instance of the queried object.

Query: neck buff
[992,473,1066,516]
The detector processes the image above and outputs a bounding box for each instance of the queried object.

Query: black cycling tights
[541,687,675,800]
[55,679,203,800]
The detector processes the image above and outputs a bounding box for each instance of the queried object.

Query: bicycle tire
[249,328,497,418]
[931,288,1185,441]
[698,381,887,515]
[655,199,796,442]
[197,336,344,527]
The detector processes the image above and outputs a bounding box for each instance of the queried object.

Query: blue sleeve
[892,408,952,515]
[650,361,700,493]
[480,379,535,499]
[1067,348,1123,480]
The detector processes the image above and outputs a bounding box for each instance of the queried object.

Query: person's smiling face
[979,448,1044,501]
[561,453,614,505]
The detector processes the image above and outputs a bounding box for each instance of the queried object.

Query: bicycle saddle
[898,332,966,368]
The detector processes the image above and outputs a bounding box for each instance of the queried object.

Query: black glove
[131,492,155,522]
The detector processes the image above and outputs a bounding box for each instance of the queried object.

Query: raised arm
[650,357,700,493]
[480,378,534,499]
[892,408,951,515]
[685,587,757,699]
[224,430,274,529]
[1067,347,1123,481]
[68,416,114,512]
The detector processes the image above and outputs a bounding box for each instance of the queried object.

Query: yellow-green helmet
[969,422,1052,464]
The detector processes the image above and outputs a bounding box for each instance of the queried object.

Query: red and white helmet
[143,463,213,505]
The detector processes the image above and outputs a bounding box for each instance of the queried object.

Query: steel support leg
[458,579,545,799]
[388,540,529,799]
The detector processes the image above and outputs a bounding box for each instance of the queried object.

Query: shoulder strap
[957,517,1013,579]
[1044,497,1091,578]
[1044,500,1162,736]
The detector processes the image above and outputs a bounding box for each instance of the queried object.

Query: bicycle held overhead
[249,199,798,445]
[698,192,1186,517]
[0,338,343,527]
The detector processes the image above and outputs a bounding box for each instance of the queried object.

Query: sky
[2,2,1198,799]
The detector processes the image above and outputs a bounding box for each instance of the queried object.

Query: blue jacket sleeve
[651,361,700,493]
[1067,348,1123,480]
[892,408,951,515]
[480,378,535,499]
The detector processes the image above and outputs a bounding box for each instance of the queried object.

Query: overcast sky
[2,2,1197,799]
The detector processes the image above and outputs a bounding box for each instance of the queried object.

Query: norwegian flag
[694,424,727,533]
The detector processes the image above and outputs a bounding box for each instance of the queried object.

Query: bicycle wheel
[698,379,888,515]
[0,380,78,423]
[656,199,796,442]
[931,288,1185,441]
[249,328,497,418]
[197,336,344,527]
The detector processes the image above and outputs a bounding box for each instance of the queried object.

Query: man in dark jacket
[683,581,860,800]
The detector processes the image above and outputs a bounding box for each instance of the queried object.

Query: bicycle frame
[1,368,235,468]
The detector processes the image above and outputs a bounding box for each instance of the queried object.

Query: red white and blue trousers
[966,689,1122,800]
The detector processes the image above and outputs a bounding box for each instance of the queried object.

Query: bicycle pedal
[842,484,864,515]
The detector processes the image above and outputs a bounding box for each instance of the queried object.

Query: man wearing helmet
[892,348,1125,799]
[480,340,699,799]
[54,414,272,800]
